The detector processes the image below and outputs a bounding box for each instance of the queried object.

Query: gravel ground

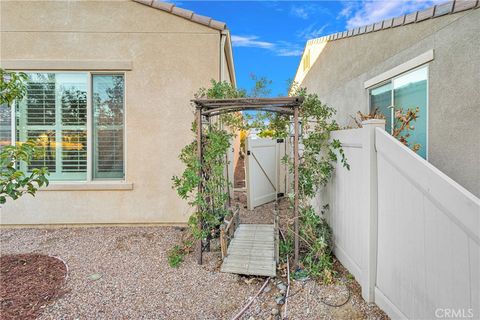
[1,227,261,319]
[0,192,388,319]
[234,191,275,225]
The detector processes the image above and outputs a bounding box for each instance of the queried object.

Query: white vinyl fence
[325,120,480,319]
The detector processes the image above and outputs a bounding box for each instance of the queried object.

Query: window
[369,66,428,159]
[13,72,125,181]
[92,75,125,179]
[0,103,11,148]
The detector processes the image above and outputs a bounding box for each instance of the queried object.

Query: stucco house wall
[0,0,235,224]
[295,8,480,197]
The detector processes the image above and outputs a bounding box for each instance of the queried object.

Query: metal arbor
[192,97,304,268]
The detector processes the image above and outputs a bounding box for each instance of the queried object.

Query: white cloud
[231,35,303,57]
[297,23,329,40]
[341,0,445,29]
[290,6,310,19]
[231,35,275,49]
[276,41,304,56]
[289,3,332,20]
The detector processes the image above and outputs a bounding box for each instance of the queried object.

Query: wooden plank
[220,223,276,277]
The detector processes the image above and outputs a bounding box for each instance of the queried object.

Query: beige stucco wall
[296,9,480,197]
[0,0,232,224]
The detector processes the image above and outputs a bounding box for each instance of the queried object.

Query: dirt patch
[0,254,67,320]
[234,155,246,188]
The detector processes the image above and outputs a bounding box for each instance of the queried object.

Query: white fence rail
[325,120,480,319]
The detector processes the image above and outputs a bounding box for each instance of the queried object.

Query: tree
[0,69,49,204]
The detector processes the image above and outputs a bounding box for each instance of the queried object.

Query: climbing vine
[170,80,246,265]
[170,81,348,281]
[260,86,349,282]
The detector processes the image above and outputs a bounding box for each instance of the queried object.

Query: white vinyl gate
[245,137,279,210]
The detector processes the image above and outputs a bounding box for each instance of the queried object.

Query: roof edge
[222,30,237,87]
[306,0,478,46]
[132,0,227,31]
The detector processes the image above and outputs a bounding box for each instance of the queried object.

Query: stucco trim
[364,50,434,88]
[40,182,134,191]
[1,60,133,71]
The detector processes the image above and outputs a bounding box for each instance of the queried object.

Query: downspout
[220,31,227,82]
[221,29,237,87]
[220,29,237,203]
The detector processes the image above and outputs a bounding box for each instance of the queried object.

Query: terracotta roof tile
[416,7,435,21]
[171,6,194,19]
[152,0,173,12]
[453,0,477,12]
[392,15,406,27]
[374,21,383,31]
[382,18,394,29]
[132,0,227,31]
[435,1,454,15]
[404,11,418,24]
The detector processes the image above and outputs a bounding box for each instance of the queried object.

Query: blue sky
[172,1,443,96]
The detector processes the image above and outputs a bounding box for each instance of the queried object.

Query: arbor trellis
[192,97,304,266]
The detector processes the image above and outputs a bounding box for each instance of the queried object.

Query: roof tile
[209,19,226,30]
[171,6,194,19]
[191,14,212,26]
[382,18,393,29]
[404,11,418,24]
[305,0,477,45]
[416,6,435,21]
[453,0,476,12]
[392,15,406,27]
[152,0,173,11]
[135,0,153,5]
[132,0,226,30]
[435,1,454,16]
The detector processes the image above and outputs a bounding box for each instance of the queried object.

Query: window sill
[40,182,134,191]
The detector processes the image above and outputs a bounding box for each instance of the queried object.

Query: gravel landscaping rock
[0,190,389,319]
[0,227,260,319]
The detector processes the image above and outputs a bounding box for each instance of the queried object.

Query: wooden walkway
[220,224,276,277]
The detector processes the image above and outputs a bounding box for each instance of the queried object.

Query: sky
[171,1,444,97]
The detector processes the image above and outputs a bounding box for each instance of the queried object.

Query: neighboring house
[294,0,480,197]
[0,0,237,224]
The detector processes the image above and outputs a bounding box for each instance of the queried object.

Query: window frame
[367,64,429,160]
[9,70,127,183]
